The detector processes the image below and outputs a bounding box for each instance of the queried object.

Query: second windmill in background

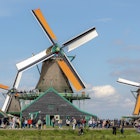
[117,78,140,115]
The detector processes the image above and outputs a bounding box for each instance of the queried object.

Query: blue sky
[0,0,140,119]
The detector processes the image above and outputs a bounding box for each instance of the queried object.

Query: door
[46,115,50,126]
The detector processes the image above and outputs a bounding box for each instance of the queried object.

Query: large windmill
[1,8,98,115]
[117,78,140,115]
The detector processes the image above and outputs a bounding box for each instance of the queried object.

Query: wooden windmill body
[36,58,73,93]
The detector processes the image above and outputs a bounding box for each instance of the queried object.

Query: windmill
[0,72,22,113]
[16,8,98,93]
[1,8,98,114]
[117,78,140,115]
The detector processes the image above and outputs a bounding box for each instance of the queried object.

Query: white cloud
[122,98,135,108]
[74,84,132,119]
[91,85,116,98]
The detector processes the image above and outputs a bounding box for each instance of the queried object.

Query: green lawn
[0,128,139,140]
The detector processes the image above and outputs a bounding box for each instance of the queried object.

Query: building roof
[21,87,97,118]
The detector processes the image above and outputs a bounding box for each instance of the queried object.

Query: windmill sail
[0,84,9,90]
[16,50,55,72]
[133,93,140,115]
[13,71,22,89]
[117,78,140,87]
[32,9,57,45]
[62,27,98,52]
[57,54,85,91]
[2,95,10,112]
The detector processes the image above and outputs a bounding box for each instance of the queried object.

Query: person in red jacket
[27,118,32,128]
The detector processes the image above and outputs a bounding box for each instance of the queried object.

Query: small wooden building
[21,88,97,126]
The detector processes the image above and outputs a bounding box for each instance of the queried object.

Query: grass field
[0,128,139,140]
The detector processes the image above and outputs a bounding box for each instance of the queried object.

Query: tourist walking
[120,125,124,134]
[112,125,117,135]
[51,117,55,127]
[42,117,46,129]
[72,117,76,130]
[81,118,86,128]
[27,118,32,128]
[58,118,62,128]
[88,119,93,128]
[12,116,16,129]
[37,118,42,129]
[66,118,70,127]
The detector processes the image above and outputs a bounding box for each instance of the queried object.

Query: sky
[0,0,140,119]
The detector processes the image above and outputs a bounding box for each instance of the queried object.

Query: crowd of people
[0,116,46,129]
[0,116,86,131]
[0,115,140,132]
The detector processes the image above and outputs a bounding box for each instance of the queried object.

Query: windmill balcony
[16,89,90,102]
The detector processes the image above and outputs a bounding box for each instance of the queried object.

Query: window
[48,104,55,110]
